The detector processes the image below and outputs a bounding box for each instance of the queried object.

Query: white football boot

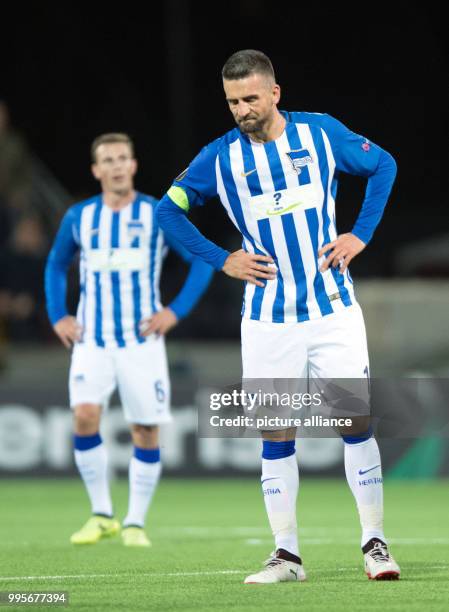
[244,549,306,584]
[363,538,400,580]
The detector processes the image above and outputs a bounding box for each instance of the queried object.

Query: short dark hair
[222,49,275,81]
[91,132,135,163]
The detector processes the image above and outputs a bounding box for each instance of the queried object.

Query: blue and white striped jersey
[45,192,213,348]
[164,111,396,323]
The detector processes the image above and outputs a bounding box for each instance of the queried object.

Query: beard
[237,115,266,134]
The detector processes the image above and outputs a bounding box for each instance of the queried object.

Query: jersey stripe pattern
[176,112,368,323]
[74,193,166,347]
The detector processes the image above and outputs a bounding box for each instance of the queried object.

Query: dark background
[1,1,447,338]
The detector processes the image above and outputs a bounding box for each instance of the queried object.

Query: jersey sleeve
[318,113,382,176]
[309,113,397,244]
[157,197,230,270]
[157,136,230,270]
[167,139,221,211]
[44,207,80,325]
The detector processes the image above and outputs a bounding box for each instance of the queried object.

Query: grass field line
[1,566,448,583]
[0,570,244,582]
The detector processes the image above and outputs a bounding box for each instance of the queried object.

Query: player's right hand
[53,316,82,348]
[222,249,277,287]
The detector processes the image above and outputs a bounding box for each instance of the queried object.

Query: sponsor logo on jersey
[266,202,301,216]
[286,149,313,175]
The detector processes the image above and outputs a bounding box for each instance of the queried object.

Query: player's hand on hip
[53,316,82,348]
[139,307,178,338]
[318,233,366,274]
[222,249,277,287]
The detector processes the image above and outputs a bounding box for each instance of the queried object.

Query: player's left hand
[139,308,178,337]
[318,233,366,274]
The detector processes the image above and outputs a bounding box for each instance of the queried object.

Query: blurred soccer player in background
[157,50,400,582]
[45,133,213,547]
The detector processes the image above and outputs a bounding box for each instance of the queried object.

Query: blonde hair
[91,133,135,162]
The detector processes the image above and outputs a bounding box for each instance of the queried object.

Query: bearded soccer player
[45,133,213,547]
[157,50,400,582]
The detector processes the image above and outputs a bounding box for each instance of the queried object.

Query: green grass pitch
[0,478,448,611]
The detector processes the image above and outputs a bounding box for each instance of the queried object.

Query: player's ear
[273,83,281,105]
[91,163,100,181]
[131,158,138,176]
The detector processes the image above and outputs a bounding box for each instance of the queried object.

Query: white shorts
[69,337,171,425]
[241,303,369,379]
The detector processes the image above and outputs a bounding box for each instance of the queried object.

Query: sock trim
[134,446,160,463]
[342,426,373,445]
[262,440,295,460]
[74,433,102,451]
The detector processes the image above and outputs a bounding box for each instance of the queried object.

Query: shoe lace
[265,558,283,568]
[369,542,390,563]
[263,552,285,569]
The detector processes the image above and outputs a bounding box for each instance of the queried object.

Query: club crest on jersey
[286,149,313,175]
[127,221,144,239]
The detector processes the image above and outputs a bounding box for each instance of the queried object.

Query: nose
[235,100,250,118]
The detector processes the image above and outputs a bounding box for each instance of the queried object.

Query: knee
[74,404,101,435]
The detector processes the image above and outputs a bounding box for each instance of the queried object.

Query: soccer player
[157,50,400,582]
[45,133,213,547]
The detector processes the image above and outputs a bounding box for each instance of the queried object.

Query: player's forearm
[157,196,230,270]
[169,257,214,319]
[44,259,69,325]
[351,150,397,244]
